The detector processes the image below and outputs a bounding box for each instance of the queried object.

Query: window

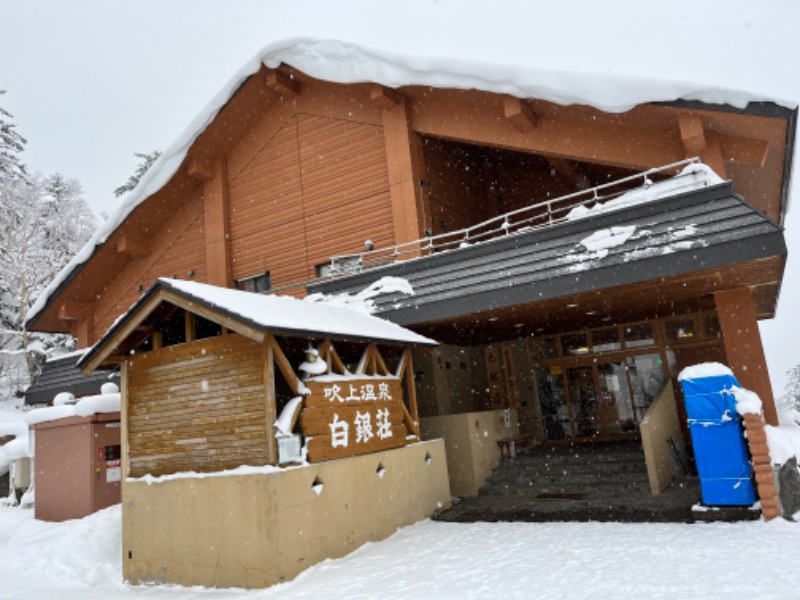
[316,257,361,279]
[235,273,270,294]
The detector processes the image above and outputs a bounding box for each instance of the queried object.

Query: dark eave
[24,354,118,406]
[310,182,786,327]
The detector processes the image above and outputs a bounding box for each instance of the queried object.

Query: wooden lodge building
[25,40,796,586]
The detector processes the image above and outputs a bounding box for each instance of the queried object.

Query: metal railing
[323,158,707,279]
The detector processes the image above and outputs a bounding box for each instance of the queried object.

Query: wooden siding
[126,335,269,478]
[94,204,207,338]
[229,113,393,288]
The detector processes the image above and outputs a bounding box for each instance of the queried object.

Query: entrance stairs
[434,442,760,523]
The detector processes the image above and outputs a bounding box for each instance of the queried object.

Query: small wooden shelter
[79,278,437,478]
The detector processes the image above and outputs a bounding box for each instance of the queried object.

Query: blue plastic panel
[698,477,756,506]
[689,421,752,479]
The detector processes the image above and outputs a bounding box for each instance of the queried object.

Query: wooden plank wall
[126,334,269,478]
[228,113,394,289]
[94,207,207,339]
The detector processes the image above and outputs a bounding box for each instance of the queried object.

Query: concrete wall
[123,440,450,589]
[640,381,685,495]
[422,410,518,497]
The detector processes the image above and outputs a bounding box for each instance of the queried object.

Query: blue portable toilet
[679,367,756,506]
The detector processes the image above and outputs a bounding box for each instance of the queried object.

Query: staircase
[435,442,714,523]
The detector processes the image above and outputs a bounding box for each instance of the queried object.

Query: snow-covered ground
[0,504,797,600]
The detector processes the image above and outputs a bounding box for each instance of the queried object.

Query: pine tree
[0,91,28,182]
[113,150,161,197]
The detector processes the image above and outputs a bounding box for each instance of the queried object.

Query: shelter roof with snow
[80,278,436,373]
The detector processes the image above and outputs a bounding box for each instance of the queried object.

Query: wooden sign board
[301,377,407,462]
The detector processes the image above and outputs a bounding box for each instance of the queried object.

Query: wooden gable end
[228,111,394,291]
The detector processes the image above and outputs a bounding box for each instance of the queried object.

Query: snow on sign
[301,378,408,462]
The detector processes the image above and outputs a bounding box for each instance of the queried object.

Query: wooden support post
[401,349,420,438]
[266,69,300,98]
[714,288,778,425]
[267,335,303,395]
[184,312,196,343]
[678,113,727,179]
[201,157,233,288]
[120,362,130,477]
[376,90,426,248]
[265,340,277,465]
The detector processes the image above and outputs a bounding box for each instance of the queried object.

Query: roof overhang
[79,279,437,374]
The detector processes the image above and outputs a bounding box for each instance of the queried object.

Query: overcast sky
[1,0,798,395]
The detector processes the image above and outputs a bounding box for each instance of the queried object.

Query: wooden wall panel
[127,335,269,477]
[228,112,394,288]
[93,209,207,339]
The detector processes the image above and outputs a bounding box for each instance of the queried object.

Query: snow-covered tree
[0,173,99,399]
[781,364,800,412]
[0,91,27,182]
[113,150,161,197]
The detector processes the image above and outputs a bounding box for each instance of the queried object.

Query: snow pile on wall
[306,276,415,315]
[0,419,30,476]
[567,163,724,222]
[24,389,120,428]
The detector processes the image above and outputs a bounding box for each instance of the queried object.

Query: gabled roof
[24,39,797,332]
[79,278,437,373]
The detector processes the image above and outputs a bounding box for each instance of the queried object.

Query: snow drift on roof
[25,38,793,326]
[149,278,436,346]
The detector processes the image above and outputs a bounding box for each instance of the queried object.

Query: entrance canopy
[79,278,436,373]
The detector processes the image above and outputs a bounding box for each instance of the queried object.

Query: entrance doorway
[535,353,665,441]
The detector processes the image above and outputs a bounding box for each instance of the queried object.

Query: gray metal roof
[309,182,785,326]
[24,352,118,406]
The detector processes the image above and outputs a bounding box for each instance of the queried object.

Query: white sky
[1,0,798,394]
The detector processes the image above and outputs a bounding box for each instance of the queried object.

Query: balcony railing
[325,158,712,279]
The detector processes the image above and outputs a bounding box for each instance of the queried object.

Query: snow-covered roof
[24,38,797,327]
[80,278,436,370]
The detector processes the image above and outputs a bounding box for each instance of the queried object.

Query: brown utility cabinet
[31,412,121,522]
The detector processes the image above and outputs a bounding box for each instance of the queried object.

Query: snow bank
[731,386,763,416]
[132,462,288,485]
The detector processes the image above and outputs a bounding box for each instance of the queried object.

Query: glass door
[565,366,599,438]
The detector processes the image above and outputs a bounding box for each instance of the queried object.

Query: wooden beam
[701,130,728,180]
[720,136,769,168]
[370,84,402,110]
[546,157,590,189]
[503,96,537,132]
[678,113,706,156]
[184,311,196,343]
[186,154,216,182]
[267,335,303,395]
[161,291,265,343]
[58,300,90,322]
[115,233,150,257]
[265,69,300,98]
[120,362,130,478]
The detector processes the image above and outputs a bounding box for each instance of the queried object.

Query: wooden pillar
[189,155,232,287]
[714,287,778,425]
[264,341,277,465]
[374,86,425,246]
[70,314,93,349]
[120,361,130,478]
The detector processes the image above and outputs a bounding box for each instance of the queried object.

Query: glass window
[624,322,655,348]
[317,257,361,278]
[591,327,621,353]
[701,313,721,340]
[236,272,270,294]
[665,318,696,344]
[530,336,559,359]
[626,353,665,420]
[561,333,589,356]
